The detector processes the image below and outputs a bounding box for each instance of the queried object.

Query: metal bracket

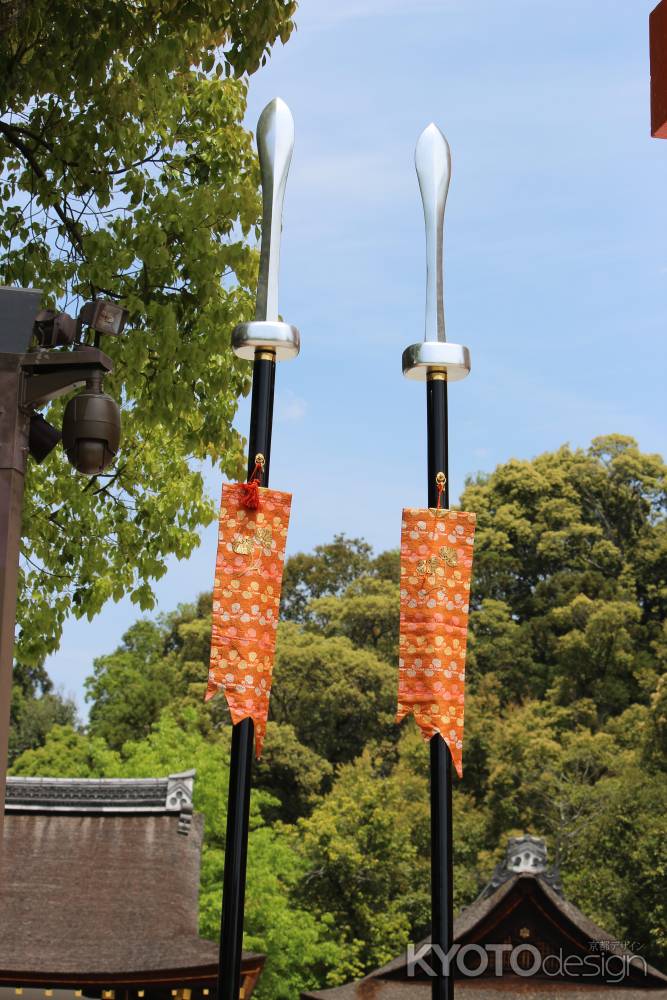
[20,346,113,407]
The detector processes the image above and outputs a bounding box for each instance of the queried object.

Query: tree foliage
[270,624,396,765]
[464,435,667,715]
[1,0,296,662]
[9,661,77,763]
[280,534,398,622]
[85,619,175,749]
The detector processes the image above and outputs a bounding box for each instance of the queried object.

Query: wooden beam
[650,0,667,137]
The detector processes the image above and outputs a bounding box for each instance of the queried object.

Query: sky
[46,0,667,714]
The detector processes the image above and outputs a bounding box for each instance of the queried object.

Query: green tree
[280,535,399,623]
[1,0,297,663]
[270,623,396,765]
[10,722,121,776]
[163,593,218,705]
[281,535,374,622]
[308,575,399,665]
[254,722,333,823]
[85,618,175,749]
[563,766,667,962]
[550,596,642,717]
[203,820,347,1000]
[300,723,488,974]
[466,599,535,701]
[461,435,666,714]
[9,660,77,762]
[477,692,667,967]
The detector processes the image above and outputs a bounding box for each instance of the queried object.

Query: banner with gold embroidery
[206,483,291,756]
[396,507,476,778]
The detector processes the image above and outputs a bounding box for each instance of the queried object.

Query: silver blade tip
[415,122,451,164]
[258,97,294,134]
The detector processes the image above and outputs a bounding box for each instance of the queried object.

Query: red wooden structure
[650,0,667,137]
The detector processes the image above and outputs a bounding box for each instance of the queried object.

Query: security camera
[62,374,121,474]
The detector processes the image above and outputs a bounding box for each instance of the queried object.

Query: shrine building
[0,772,264,1000]
[303,835,667,1000]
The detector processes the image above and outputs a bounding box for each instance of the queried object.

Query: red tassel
[241,455,265,509]
[241,479,260,509]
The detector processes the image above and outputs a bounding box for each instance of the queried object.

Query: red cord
[436,481,444,509]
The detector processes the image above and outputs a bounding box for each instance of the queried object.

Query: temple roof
[5,770,197,829]
[0,773,262,987]
[303,837,667,1000]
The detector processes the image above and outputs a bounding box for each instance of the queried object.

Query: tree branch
[0,121,85,256]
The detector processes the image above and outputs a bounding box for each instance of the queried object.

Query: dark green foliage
[254,722,333,823]
[270,624,396,765]
[463,435,667,717]
[9,661,77,763]
[280,534,375,621]
[85,620,175,750]
[308,576,399,665]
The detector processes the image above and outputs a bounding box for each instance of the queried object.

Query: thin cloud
[277,391,307,423]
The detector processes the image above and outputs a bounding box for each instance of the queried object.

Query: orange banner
[206,483,291,756]
[396,507,476,778]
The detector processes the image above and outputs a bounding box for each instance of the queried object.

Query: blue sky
[47,0,667,713]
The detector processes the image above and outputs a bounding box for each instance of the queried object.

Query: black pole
[426,371,454,1000]
[217,350,276,1000]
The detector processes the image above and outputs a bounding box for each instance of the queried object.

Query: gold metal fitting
[427,368,447,381]
[254,348,277,363]
[255,453,266,468]
[435,472,446,486]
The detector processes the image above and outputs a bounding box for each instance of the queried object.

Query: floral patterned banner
[206,483,291,756]
[396,507,476,778]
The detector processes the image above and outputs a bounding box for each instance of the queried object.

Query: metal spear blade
[255,97,295,323]
[415,123,451,344]
[401,122,470,382]
[231,98,300,362]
